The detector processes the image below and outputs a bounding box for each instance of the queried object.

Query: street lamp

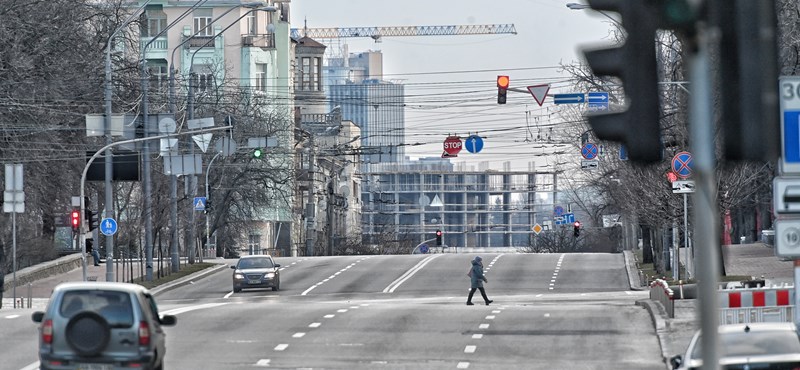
[566,3,621,25]
[205,151,221,257]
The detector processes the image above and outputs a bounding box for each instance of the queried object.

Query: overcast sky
[290,0,614,171]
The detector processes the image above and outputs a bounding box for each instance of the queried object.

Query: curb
[636,299,671,369]
[623,250,645,291]
[150,263,229,296]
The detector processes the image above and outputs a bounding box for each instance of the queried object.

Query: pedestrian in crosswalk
[466,256,493,306]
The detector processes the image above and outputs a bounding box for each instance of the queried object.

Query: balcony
[242,33,275,50]
[187,35,216,48]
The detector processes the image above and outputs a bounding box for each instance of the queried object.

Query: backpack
[467,268,473,277]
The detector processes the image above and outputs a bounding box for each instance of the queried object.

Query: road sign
[554,216,565,225]
[581,143,599,160]
[194,197,207,211]
[554,206,564,216]
[527,84,550,106]
[773,176,800,215]
[419,244,429,254]
[443,136,463,156]
[532,224,543,235]
[587,92,609,111]
[553,93,585,105]
[581,160,599,170]
[672,180,696,194]
[564,213,575,224]
[464,135,484,154]
[100,218,118,236]
[671,151,693,179]
[775,219,800,257]
[619,145,628,161]
[781,77,800,174]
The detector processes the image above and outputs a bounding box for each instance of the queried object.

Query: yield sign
[193,133,213,153]
[527,84,550,106]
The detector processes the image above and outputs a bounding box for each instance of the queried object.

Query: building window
[245,12,257,35]
[248,234,261,254]
[302,57,311,90]
[313,57,322,91]
[193,9,213,37]
[255,63,267,92]
[141,7,167,37]
[147,60,168,90]
[192,65,214,92]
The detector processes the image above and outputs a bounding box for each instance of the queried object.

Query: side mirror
[160,314,177,326]
[669,355,683,369]
[32,311,44,323]
[275,263,281,268]
[230,265,236,269]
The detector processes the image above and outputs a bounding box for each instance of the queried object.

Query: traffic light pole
[79,125,232,281]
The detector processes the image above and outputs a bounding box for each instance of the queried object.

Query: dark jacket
[470,259,487,288]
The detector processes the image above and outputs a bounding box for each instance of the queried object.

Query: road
[2,253,665,369]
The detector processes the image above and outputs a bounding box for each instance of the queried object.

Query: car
[231,254,281,293]
[671,322,800,370]
[31,281,176,370]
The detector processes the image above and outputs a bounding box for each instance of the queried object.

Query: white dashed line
[472,334,484,339]
[383,254,442,293]
[536,294,543,298]
[485,315,495,320]
[274,344,289,351]
[292,332,306,338]
[492,310,501,314]
[457,362,471,368]
[337,309,348,313]
[4,314,20,319]
[544,313,551,318]
[464,345,477,353]
[324,314,335,318]
[256,359,271,367]
[479,323,490,329]
[309,322,321,328]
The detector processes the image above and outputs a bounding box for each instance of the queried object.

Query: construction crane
[290,24,517,42]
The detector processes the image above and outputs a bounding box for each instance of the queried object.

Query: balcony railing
[242,33,275,49]
[187,35,216,48]
[140,36,168,51]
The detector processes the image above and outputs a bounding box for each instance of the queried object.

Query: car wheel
[273,279,280,291]
[233,287,241,293]
[65,311,111,357]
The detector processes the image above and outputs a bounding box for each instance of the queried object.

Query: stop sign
[443,136,463,155]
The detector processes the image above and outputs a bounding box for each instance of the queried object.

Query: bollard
[27,283,32,309]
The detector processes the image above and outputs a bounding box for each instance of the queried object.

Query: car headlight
[234,273,244,279]
[264,273,275,278]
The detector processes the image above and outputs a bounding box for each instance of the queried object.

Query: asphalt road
[2,252,665,370]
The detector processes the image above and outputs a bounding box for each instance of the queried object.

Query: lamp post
[566,3,621,26]
[139,0,209,281]
[102,0,151,282]
[165,1,264,272]
[205,151,221,258]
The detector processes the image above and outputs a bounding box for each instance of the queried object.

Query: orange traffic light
[497,75,510,89]
[497,76,509,104]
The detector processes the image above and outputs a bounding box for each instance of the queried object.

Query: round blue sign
[100,218,118,236]
[671,151,693,179]
[554,206,564,217]
[581,143,599,160]
[465,135,484,154]
[419,244,429,254]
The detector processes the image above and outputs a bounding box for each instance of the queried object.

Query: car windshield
[59,290,134,327]
[691,329,800,359]
[238,257,273,269]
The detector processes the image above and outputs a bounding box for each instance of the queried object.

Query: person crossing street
[466,256,493,306]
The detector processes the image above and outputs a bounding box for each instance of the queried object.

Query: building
[134,0,295,255]
[361,160,556,249]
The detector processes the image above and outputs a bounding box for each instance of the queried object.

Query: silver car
[32,282,176,370]
[671,322,800,369]
[231,255,281,292]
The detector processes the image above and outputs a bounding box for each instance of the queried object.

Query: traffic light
[582,0,663,163]
[70,210,81,232]
[252,148,263,159]
[85,209,98,231]
[573,221,581,237]
[435,229,443,246]
[497,75,509,104]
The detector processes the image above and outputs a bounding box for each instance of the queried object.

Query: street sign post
[587,92,609,111]
[464,135,484,154]
[553,93,585,105]
[781,77,800,174]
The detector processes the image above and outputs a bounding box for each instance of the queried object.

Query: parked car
[231,254,281,293]
[32,282,176,370]
[671,322,800,369]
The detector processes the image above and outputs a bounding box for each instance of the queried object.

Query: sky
[290,0,615,171]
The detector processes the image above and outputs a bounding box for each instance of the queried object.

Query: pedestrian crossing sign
[194,197,207,211]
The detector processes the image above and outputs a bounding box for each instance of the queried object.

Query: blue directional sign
[553,93,585,105]
[554,206,564,217]
[100,218,118,236]
[671,151,693,179]
[581,143,599,160]
[785,111,800,163]
[564,213,575,224]
[194,197,207,211]
[465,135,484,154]
[781,77,800,173]
[619,145,628,161]
[587,92,609,111]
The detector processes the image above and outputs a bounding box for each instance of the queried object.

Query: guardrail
[650,279,674,318]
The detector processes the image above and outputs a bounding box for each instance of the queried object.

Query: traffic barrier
[650,279,674,318]
[718,286,795,324]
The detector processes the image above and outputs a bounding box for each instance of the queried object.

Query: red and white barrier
[719,288,793,308]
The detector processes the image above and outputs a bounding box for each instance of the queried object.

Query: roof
[239,254,275,259]
[295,36,326,49]
[53,281,149,294]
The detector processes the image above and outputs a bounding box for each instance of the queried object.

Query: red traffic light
[71,210,80,231]
[497,75,510,89]
[436,230,442,236]
[574,221,581,228]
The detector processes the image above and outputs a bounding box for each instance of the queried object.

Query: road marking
[457,362,471,369]
[479,323,490,329]
[549,283,555,286]
[161,302,228,316]
[350,306,359,309]
[324,314,335,318]
[383,254,442,293]
[549,287,554,290]
[337,309,348,313]
[300,257,373,295]
[360,303,370,307]
[293,332,306,338]
[256,359,271,367]
[492,310,501,314]
[544,313,551,318]
[309,322,321,328]
[536,294,543,298]
[472,334,483,339]
[19,362,39,370]
[274,344,289,351]
[224,291,234,298]
[464,345,477,353]
[486,315,495,320]
[4,314,20,319]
